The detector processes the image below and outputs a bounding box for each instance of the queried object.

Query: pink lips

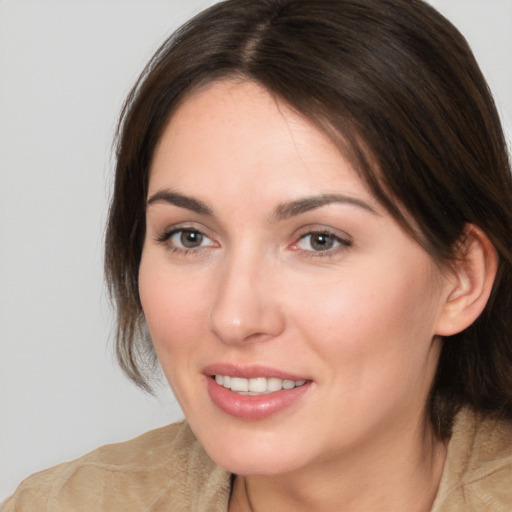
[203,364,311,420]
[202,363,308,381]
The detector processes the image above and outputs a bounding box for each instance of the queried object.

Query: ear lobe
[435,224,498,337]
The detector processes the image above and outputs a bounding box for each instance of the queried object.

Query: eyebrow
[146,190,377,219]
[146,190,213,216]
[273,194,378,220]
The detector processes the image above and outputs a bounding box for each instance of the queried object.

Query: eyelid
[154,221,208,240]
[172,229,214,247]
[154,223,219,255]
[289,226,353,257]
[156,226,205,242]
[292,224,352,244]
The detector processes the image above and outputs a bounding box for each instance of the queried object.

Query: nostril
[207,272,286,344]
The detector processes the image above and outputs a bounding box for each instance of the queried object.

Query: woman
[5,0,511,510]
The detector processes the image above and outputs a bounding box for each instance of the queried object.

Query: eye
[295,231,351,253]
[171,229,210,249]
[156,227,216,253]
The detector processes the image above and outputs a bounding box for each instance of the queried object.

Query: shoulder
[432,408,512,512]
[2,422,231,512]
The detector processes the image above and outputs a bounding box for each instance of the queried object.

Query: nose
[207,251,285,345]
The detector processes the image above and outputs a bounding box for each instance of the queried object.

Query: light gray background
[1,0,511,501]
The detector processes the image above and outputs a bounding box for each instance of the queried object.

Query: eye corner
[289,228,353,258]
[152,224,219,258]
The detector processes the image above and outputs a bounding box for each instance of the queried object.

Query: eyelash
[292,231,352,258]
[154,227,352,258]
[155,227,216,257]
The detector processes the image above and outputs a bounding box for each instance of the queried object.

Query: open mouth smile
[204,367,312,420]
[213,375,307,395]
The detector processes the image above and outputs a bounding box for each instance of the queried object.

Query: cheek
[138,254,217,410]
[138,253,210,360]
[286,254,441,382]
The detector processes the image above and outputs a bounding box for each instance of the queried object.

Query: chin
[191,420,312,477]
[211,448,305,477]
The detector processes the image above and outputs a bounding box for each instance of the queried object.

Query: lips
[203,363,308,381]
[203,364,311,420]
[214,375,307,394]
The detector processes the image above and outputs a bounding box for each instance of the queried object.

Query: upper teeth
[214,375,306,394]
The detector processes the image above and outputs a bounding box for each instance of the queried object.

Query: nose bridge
[208,243,283,344]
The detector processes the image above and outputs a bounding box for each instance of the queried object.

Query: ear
[435,224,498,336]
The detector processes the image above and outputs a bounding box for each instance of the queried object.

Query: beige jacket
[3,408,511,511]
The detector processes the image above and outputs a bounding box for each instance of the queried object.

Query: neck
[229,415,447,512]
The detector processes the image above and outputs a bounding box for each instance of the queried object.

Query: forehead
[149,80,376,208]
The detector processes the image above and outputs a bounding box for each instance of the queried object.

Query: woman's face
[139,80,451,476]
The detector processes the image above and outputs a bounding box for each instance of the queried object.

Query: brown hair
[105,0,512,437]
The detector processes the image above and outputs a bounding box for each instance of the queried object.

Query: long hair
[105,0,512,437]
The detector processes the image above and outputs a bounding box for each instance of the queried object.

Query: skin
[139,80,458,511]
